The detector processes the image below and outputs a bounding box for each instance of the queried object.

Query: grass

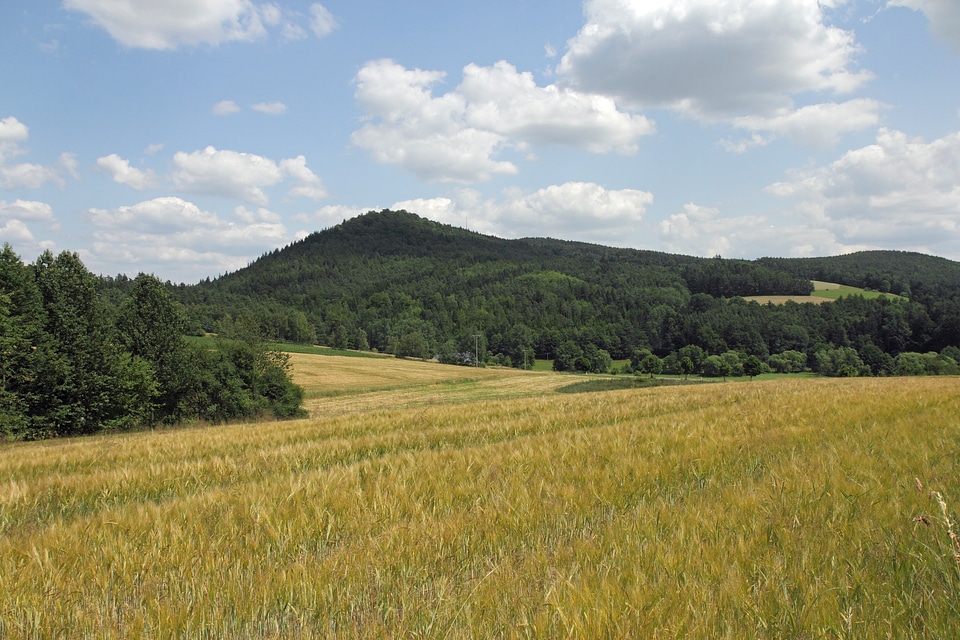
[810,280,902,301]
[746,281,903,305]
[1,356,959,638]
[186,335,388,359]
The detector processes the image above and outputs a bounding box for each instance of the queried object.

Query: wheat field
[1,354,958,638]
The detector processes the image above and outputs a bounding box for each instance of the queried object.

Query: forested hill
[163,209,960,371]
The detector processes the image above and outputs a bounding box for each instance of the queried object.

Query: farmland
[1,354,959,638]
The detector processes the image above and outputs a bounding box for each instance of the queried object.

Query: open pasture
[1,357,959,638]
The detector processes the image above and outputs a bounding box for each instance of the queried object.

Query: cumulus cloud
[64,0,267,49]
[172,146,284,205]
[889,0,960,52]
[0,199,56,223]
[280,155,327,200]
[212,100,241,115]
[558,0,871,119]
[392,182,654,244]
[171,146,326,205]
[658,202,854,258]
[352,60,516,184]
[352,59,655,183]
[63,0,338,50]
[96,154,159,189]
[0,116,29,151]
[768,128,960,254]
[724,99,884,150]
[0,117,76,189]
[459,61,655,154]
[251,101,287,115]
[87,196,294,282]
[0,200,59,258]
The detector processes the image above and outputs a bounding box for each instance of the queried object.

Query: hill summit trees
[0,244,304,440]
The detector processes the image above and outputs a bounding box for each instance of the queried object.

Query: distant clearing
[746,280,903,305]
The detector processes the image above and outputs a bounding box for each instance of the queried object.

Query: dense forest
[0,245,304,440]
[139,209,960,378]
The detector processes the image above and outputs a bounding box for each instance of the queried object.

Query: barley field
[1,355,958,638]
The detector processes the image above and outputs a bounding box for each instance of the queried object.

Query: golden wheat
[1,358,958,638]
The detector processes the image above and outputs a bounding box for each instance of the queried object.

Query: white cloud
[172,146,284,205]
[96,154,159,189]
[251,101,287,115]
[280,155,327,200]
[726,99,884,150]
[232,205,280,224]
[212,100,241,115]
[352,59,654,183]
[0,199,56,223]
[87,196,293,282]
[768,128,960,255]
[393,182,654,244]
[0,116,74,189]
[0,219,35,244]
[0,200,58,258]
[0,116,29,146]
[294,204,371,228]
[889,0,960,52]
[64,0,339,49]
[145,143,164,155]
[64,0,268,50]
[659,203,856,258]
[460,61,655,154]
[559,0,871,119]
[352,60,515,184]
[0,163,61,190]
[309,3,338,37]
[0,154,75,190]
[170,146,327,205]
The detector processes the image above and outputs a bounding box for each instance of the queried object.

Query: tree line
[1,245,304,440]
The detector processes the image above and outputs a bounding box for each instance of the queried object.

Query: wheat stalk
[931,491,960,566]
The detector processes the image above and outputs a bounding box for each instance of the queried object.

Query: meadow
[745,280,902,305]
[1,354,958,638]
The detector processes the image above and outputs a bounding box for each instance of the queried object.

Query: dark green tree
[743,355,764,379]
[32,250,155,434]
[116,274,192,423]
[639,353,662,378]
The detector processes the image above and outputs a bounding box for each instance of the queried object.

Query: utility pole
[472,334,481,367]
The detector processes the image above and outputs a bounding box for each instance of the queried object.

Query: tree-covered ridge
[156,210,960,376]
[0,245,305,440]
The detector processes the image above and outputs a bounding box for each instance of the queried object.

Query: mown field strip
[1,365,959,638]
[288,353,572,417]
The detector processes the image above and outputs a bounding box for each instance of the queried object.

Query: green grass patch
[812,282,902,301]
[185,335,387,358]
[556,376,698,394]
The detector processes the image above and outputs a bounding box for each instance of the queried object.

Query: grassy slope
[1,356,959,638]
[746,280,903,305]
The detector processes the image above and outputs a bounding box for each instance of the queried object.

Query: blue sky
[2,0,959,283]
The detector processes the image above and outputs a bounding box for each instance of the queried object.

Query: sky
[2,0,960,283]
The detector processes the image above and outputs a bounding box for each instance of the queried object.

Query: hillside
[156,209,960,369]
